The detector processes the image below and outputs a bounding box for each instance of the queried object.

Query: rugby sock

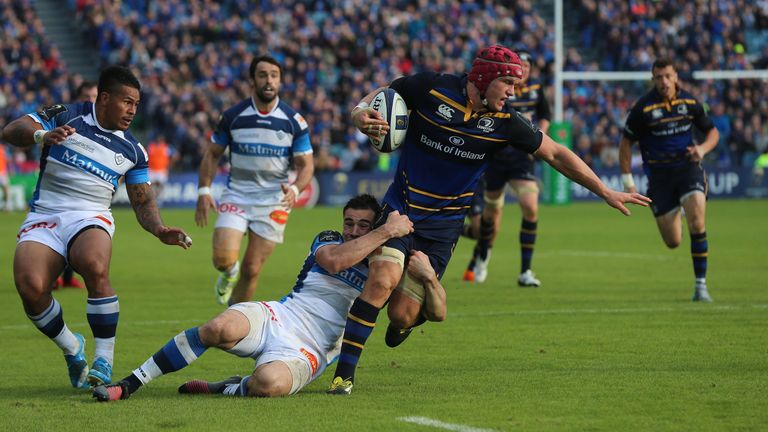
[476,217,495,260]
[225,261,240,278]
[461,223,478,239]
[520,219,538,273]
[690,232,708,280]
[87,296,119,364]
[333,298,379,382]
[28,298,80,355]
[127,327,209,394]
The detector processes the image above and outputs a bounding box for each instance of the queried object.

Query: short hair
[343,194,382,222]
[97,65,140,96]
[249,55,283,80]
[76,81,96,97]
[652,58,676,71]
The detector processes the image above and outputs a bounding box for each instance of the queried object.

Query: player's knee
[14,272,50,304]
[239,262,263,281]
[212,255,236,272]
[248,373,289,397]
[663,238,680,249]
[198,319,228,346]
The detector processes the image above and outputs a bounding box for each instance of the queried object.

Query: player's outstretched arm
[2,116,75,148]
[127,182,192,249]
[535,134,651,215]
[407,250,447,322]
[618,136,638,193]
[195,144,224,227]
[316,210,414,274]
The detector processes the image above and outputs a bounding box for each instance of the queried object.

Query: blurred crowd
[2,0,767,176]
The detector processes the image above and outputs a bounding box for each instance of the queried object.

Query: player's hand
[624,185,638,194]
[42,125,76,145]
[686,145,703,163]
[383,210,414,238]
[352,106,389,145]
[195,194,217,227]
[603,190,651,216]
[155,226,193,249]
[280,183,298,209]
[407,250,437,284]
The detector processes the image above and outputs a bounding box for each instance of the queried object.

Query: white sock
[94,337,115,364]
[54,325,81,356]
[225,261,240,278]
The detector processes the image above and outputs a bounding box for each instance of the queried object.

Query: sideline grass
[0,200,766,431]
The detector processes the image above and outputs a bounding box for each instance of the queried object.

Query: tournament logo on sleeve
[293,113,308,130]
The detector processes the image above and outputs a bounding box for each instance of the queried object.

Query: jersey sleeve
[691,99,715,133]
[390,72,439,109]
[310,230,343,255]
[27,103,78,131]
[290,112,313,155]
[507,111,543,154]
[211,111,233,148]
[124,142,150,185]
[622,101,645,141]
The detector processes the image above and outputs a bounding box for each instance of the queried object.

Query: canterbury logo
[437,104,454,120]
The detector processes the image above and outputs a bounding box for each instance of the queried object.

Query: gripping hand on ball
[352,106,389,144]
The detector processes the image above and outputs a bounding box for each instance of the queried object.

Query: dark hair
[97,65,141,96]
[343,194,382,222]
[249,55,282,80]
[76,81,97,97]
[652,58,676,71]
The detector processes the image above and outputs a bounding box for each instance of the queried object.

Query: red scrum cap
[468,45,523,96]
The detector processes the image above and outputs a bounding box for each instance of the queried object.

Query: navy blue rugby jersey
[387,72,542,226]
[497,79,551,164]
[623,88,715,170]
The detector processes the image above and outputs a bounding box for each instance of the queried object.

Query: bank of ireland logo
[115,153,125,165]
[449,136,465,146]
[437,104,455,120]
[477,117,495,133]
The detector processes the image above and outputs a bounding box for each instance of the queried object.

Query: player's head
[342,194,381,241]
[468,45,523,111]
[249,55,282,104]
[516,50,533,82]
[76,81,97,103]
[96,65,141,131]
[651,58,678,99]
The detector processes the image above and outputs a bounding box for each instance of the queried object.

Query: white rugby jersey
[212,97,312,206]
[279,230,366,359]
[28,102,149,214]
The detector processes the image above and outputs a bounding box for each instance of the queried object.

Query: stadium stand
[2,0,766,173]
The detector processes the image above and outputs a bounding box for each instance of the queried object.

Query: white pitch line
[397,416,496,432]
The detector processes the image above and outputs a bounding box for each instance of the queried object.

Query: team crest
[477,117,495,133]
[651,109,663,119]
[449,136,465,146]
[677,104,688,115]
[529,90,538,99]
[276,130,286,141]
[114,153,125,165]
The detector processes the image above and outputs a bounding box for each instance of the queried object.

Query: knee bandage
[368,246,405,269]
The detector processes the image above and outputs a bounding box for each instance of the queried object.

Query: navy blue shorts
[647,163,707,217]
[377,204,460,280]
[485,150,536,191]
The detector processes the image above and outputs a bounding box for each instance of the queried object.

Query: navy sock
[333,298,380,383]
[690,231,708,280]
[520,219,538,273]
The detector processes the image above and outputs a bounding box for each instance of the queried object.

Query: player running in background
[55,81,98,290]
[1,66,192,389]
[327,45,651,395]
[464,50,551,287]
[195,55,314,306]
[619,58,719,302]
[0,144,11,211]
[147,134,178,205]
[92,194,443,401]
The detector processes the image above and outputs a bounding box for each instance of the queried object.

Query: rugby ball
[369,88,408,153]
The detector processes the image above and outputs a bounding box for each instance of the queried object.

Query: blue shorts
[485,149,536,191]
[377,204,460,280]
[647,163,707,217]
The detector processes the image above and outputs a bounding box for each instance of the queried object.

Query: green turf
[1,200,766,431]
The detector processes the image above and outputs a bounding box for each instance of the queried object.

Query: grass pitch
[0,199,766,431]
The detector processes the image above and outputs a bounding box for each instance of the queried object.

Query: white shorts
[226,302,323,395]
[17,211,116,260]
[0,172,8,186]
[214,202,290,244]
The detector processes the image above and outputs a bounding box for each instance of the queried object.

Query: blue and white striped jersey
[212,97,312,206]
[27,102,149,214]
[279,230,366,354]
